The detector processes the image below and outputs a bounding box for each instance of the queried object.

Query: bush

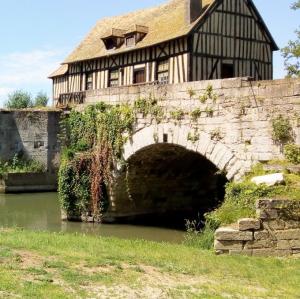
[34,91,49,107]
[206,181,283,226]
[5,90,33,109]
[183,219,216,250]
[0,154,45,175]
[284,144,300,164]
[272,115,294,144]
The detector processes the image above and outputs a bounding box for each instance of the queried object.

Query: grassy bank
[0,229,299,298]
[206,162,300,227]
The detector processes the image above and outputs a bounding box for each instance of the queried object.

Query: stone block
[214,240,243,251]
[244,239,276,249]
[251,173,285,187]
[293,83,300,96]
[275,229,300,240]
[277,240,291,250]
[221,78,242,89]
[277,240,300,250]
[252,249,292,257]
[229,250,253,256]
[257,208,278,220]
[254,230,271,241]
[215,227,253,241]
[285,220,300,229]
[215,250,229,255]
[290,240,300,249]
[286,165,300,174]
[238,218,261,231]
[269,199,292,209]
[256,199,272,209]
[292,249,300,257]
[265,219,286,230]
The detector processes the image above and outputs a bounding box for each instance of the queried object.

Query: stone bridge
[81,77,300,223]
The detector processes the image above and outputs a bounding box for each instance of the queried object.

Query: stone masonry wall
[82,77,300,181]
[0,110,61,172]
[215,199,300,257]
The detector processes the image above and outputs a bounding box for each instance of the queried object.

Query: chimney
[185,0,202,24]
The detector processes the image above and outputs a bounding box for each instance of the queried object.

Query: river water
[0,193,185,243]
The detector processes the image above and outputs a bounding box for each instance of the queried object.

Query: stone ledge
[215,227,253,241]
[275,229,300,240]
[214,240,243,251]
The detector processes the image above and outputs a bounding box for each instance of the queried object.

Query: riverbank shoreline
[0,228,299,298]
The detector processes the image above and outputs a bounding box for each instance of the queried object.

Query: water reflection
[0,193,184,243]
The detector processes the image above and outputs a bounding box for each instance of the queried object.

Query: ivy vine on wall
[58,103,135,221]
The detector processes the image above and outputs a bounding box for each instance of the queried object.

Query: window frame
[125,35,136,47]
[85,72,93,90]
[156,59,169,84]
[109,69,120,87]
[133,67,146,84]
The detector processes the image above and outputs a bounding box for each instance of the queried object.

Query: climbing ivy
[134,97,164,122]
[59,103,135,220]
[190,108,202,122]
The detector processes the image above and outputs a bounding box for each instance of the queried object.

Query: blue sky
[0,0,299,107]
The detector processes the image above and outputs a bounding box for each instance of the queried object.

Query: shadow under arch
[111,143,228,228]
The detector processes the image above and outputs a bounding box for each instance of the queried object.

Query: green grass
[206,162,300,227]
[0,229,299,298]
[0,155,45,176]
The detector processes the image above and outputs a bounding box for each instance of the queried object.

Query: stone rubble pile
[215,199,300,257]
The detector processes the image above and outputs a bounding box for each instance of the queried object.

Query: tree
[5,90,33,109]
[34,91,49,107]
[282,1,300,77]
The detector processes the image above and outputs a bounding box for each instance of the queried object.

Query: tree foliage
[34,91,49,107]
[4,90,49,109]
[5,90,33,109]
[282,1,300,77]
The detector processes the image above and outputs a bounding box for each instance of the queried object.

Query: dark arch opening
[110,144,228,229]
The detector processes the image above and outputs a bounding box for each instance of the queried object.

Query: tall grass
[183,219,216,250]
[0,154,45,176]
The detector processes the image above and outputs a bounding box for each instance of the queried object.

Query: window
[120,68,124,86]
[126,35,135,47]
[109,69,119,87]
[133,68,145,84]
[221,63,234,79]
[34,141,45,149]
[105,38,116,50]
[86,73,93,90]
[157,59,169,84]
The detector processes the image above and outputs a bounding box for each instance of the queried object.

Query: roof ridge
[95,0,175,24]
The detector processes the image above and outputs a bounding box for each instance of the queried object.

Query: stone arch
[123,123,245,181]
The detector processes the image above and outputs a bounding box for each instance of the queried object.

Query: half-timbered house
[49,0,278,106]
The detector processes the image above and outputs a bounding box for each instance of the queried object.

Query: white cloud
[0,48,68,106]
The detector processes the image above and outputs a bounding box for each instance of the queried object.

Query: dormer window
[105,38,116,50]
[125,25,148,47]
[101,28,126,50]
[126,35,135,47]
